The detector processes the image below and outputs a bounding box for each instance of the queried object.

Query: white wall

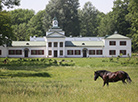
[0,46,8,57]
[104,39,131,57]
[46,38,65,58]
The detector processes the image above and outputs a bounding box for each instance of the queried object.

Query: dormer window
[26,43,29,45]
[82,43,85,45]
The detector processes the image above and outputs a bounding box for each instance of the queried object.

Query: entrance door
[24,49,29,57]
[83,50,87,57]
[54,50,58,57]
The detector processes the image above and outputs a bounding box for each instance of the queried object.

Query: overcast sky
[5,0,115,14]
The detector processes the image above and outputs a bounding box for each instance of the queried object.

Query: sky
[5,0,115,14]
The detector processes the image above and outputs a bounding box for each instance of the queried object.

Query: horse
[94,70,132,87]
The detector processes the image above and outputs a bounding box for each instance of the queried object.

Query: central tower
[52,17,59,28]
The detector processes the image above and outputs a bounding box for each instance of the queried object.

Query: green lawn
[0,57,138,102]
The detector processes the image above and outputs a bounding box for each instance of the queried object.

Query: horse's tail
[126,73,132,83]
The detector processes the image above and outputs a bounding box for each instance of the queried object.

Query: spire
[53,16,57,20]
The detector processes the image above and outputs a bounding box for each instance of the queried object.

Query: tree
[12,23,29,41]
[79,2,99,37]
[0,11,14,46]
[98,12,115,36]
[28,10,45,37]
[9,9,35,40]
[112,0,130,36]
[126,0,138,52]
[9,9,35,25]
[0,0,20,11]
[43,0,80,37]
[0,0,20,46]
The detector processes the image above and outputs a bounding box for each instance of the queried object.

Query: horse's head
[94,71,99,81]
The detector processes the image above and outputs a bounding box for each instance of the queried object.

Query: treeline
[0,0,138,52]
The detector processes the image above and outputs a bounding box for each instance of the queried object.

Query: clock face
[54,21,58,25]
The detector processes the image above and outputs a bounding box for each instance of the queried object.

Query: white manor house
[0,17,131,58]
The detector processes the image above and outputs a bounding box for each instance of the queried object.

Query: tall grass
[0,57,138,102]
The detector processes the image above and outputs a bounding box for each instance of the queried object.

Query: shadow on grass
[0,72,51,78]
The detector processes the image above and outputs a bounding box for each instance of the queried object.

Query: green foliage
[98,11,115,36]
[9,9,35,41]
[9,9,35,25]
[79,2,100,37]
[126,0,138,52]
[0,0,20,11]
[112,0,130,36]
[0,58,75,67]
[27,10,45,37]
[0,11,14,46]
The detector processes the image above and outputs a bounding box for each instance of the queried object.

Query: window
[48,42,52,47]
[109,50,116,55]
[48,50,52,55]
[67,50,73,55]
[109,41,116,46]
[31,50,44,55]
[31,50,37,55]
[9,50,22,55]
[38,50,44,55]
[0,50,2,55]
[89,50,95,55]
[60,42,63,47]
[120,50,126,55]
[16,50,22,55]
[75,50,81,55]
[9,50,15,55]
[96,50,102,55]
[120,41,126,46]
[54,42,58,47]
[60,50,63,56]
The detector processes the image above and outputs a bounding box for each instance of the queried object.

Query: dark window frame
[60,42,63,47]
[120,50,126,55]
[109,41,116,46]
[31,50,44,55]
[89,50,95,55]
[54,42,58,47]
[48,50,52,56]
[75,50,81,55]
[48,42,52,47]
[0,50,2,55]
[96,50,103,55]
[60,50,63,56]
[67,50,73,55]
[109,50,116,55]
[120,41,126,46]
[9,50,22,55]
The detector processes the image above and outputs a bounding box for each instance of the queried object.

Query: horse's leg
[122,80,127,84]
[103,82,106,87]
[107,82,109,86]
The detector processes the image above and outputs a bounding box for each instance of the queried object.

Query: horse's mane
[95,70,111,74]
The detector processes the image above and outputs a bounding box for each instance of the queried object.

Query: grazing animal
[94,70,132,86]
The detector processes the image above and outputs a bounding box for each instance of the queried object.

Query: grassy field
[0,57,138,102]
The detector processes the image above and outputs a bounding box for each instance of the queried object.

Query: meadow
[0,57,138,102]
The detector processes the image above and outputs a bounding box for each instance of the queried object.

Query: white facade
[0,18,131,58]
